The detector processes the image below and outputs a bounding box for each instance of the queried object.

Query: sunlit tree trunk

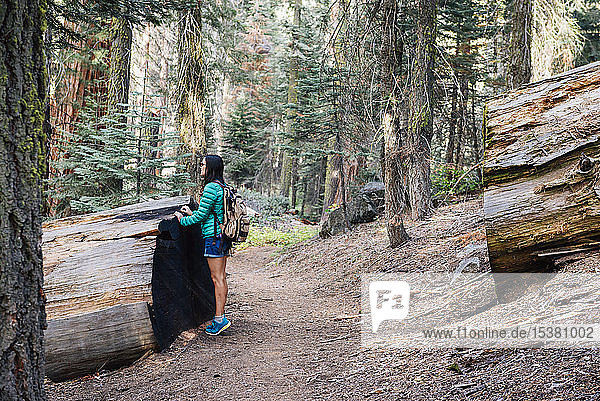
[107,16,133,193]
[507,0,532,89]
[178,2,206,198]
[322,0,348,216]
[108,18,132,113]
[380,0,409,247]
[0,0,47,398]
[404,0,436,220]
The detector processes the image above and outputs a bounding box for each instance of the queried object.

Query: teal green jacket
[180,182,224,237]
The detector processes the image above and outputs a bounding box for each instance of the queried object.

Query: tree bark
[281,0,301,200]
[322,0,348,215]
[453,76,468,171]
[507,0,532,89]
[470,82,482,183]
[107,17,133,194]
[178,2,206,198]
[290,157,299,208]
[483,62,600,272]
[45,303,155,382]
[404,0,437,220]
[445,84,458,176]
[280,153,292,197]
[322,135,342,214]
[380,0,409,248]
[108,18,132,113]
[0,0,47,398]
[42,196,190,380]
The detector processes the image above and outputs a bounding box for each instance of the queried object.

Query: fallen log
[43,196,188,381]
[483,61,600,272]
[45,303,155,380]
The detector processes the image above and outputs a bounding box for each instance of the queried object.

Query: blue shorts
[204,236,231,258]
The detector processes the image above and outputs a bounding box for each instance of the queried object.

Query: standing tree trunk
[507,0,532,89]
[290,158,299,209]
[322,0,348,215]
[281,0,301,199]
[381,0,409,247]
[453,76,468,171]
[178,2,206,198]
[0,0,47,398]
[108,18,132,115]
[107,17,133,194]
[404,0,437,220]
[445,84,458,177]
[280,154,292,197]
[322,135,342,215]
[445,31,461,179]
[470,81,482,182]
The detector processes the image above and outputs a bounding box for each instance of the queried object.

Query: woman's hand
[174,211,183,222]
[180,205,193,216]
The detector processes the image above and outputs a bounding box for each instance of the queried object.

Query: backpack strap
[212,179,227,220]
[211,210,218,246]
[211,180,225,247]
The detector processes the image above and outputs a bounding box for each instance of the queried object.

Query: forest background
[2,0,600,398]
[45,0,600,238]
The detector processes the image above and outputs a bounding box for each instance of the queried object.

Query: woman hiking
[174,154,232,336]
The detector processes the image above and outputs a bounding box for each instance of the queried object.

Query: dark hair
[203,154,224,184]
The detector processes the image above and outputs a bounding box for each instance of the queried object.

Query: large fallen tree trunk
[483,61,600,272]
[43,196,188,381]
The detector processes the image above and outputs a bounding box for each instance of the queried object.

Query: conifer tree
[222,97,263,187]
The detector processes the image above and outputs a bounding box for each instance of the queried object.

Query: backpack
[212,181,250,243]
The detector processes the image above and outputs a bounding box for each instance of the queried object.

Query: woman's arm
[180,183,219,226]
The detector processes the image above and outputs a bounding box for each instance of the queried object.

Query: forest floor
[46,198,600,400]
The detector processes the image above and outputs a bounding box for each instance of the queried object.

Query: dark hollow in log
[43,196,190,381]
[483,62,600,272]
[150,218,215,350]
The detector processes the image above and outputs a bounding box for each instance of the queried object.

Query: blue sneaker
[205,317,231,336]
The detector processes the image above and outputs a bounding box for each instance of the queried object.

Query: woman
[174,155,231,336]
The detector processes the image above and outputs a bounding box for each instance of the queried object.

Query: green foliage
[235,224,318,250]
[239,188,289,218]
[431,163,481,199]
[47,0,195,48]
[574,0,600,65]
[222,97,265,187]
[215,0,338,219]
[47,102,190,216]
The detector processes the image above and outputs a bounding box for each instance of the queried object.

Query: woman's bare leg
[207,256,228,316]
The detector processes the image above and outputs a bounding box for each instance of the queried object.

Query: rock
[347,182,385,224]
[319,207,348,238]
[320,182,385,238]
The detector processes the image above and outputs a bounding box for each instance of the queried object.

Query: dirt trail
[46,246,361,401]
[46,200,600,400]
